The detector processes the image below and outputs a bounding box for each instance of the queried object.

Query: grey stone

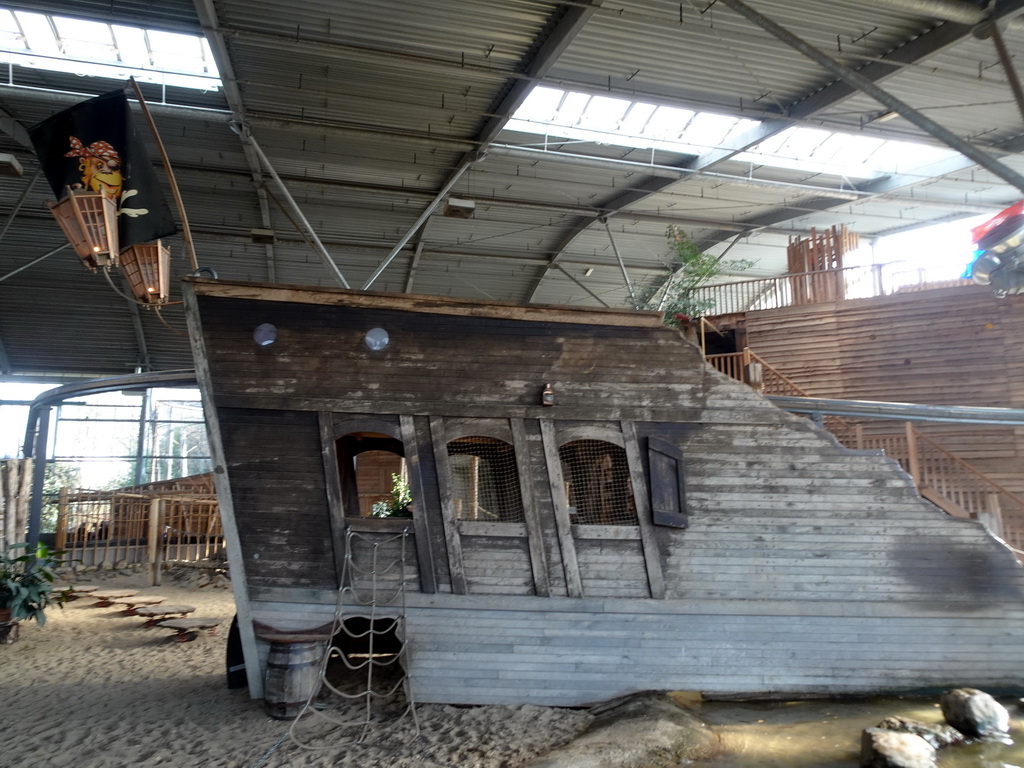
[939,688,1010,737]
[876,716,964,748]
[861,728,936,768]
[522,691,721,768]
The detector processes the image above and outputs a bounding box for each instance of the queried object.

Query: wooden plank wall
[744,286,1024,495]
[216,408,336,591]
[189,284,1024,705]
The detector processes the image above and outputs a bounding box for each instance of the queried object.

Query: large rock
[939,688,1010,737]
[876,716,964,748]
[861,728,936,768]
[522,691,721,768]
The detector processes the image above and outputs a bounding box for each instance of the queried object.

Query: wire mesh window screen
[558,439,637,525]
[447,436,524,523]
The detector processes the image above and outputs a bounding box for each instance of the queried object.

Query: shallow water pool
[696,697,1022,767]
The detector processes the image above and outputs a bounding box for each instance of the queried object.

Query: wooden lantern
[119,240,170,304]
[47,189,119,270]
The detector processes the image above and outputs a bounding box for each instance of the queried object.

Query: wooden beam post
[148,498,163,586]
[905,422,922,489]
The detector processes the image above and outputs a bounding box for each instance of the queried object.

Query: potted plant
[1,542,68,642]
[371,474,413,518]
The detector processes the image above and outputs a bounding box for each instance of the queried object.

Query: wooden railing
[706,348,857,443]
[54,487,223,572]
[706,347,1024,556]
[691,262,971,316]
[856,424,1024,554]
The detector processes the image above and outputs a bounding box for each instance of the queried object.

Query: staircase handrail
[909,425,1024,511]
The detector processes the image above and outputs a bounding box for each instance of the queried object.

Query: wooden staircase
[706,348,1024,556]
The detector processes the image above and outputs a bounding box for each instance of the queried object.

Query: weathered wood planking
[743,286,1024,497]
[216,408,335,591]
[186,280,1024,706]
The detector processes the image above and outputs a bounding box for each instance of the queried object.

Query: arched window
[336,432,411,518]
[446,436,524,523]
[558,439,637,526]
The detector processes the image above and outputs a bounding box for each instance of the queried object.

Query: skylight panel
[516,86,563,122]
[0,10,25,51]
[112,25,149,69]
[578,95,630,132]
[556,92,591,127]
[507,86,960,182]
[619,102,657,135]
[14,11,59,55]
[52,16,116,62]
[643,106,697,140]
[0,8,221,91]
[682,112,744,150]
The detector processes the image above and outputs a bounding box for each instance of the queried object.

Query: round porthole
[364,327,389,351]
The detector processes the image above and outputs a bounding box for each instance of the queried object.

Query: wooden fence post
[148,498,163,586]
[905,422,921,488]
[55,486,69,551]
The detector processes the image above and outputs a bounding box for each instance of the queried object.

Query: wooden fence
[692,263,971,316]
[54,487,223,570]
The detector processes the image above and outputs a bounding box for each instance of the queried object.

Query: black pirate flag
[29,89,176,250]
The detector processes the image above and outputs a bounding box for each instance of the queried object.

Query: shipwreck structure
[184,278,1024,707]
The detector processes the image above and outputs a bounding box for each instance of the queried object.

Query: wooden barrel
[263,641,325,719]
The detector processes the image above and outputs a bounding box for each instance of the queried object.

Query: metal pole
[601,218,638,308]
[133,388,150,486]
[552,263,611,307]
[0,244,70,283]
[717,0,1024,194]
[26,406,50,552]
[0,168,40,246]
[236,124,351,288]
[362,158,477,290]
[987,23,1024,125]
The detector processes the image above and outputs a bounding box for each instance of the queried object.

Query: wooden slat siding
[518,420,568,596]
[621,421,666,598]
[572,539,650,597]
[429,417,468,594]
[217,408,335,591]
[743,287,1024,499]
[406,415,452,593]
[460,536,535,595]
[511,418,551,597]
[345,530,420,597]
[192,294,708,421]
[183,284,263,699]
[318,412,347,587]
[539,419,583,598]
[397,599,1024,706]
[399,414,437,594]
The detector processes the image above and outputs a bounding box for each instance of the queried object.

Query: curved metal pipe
[22,370,199,551]
[769,395,1024,425]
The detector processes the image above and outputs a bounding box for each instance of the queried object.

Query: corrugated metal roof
[3,0,1024,376]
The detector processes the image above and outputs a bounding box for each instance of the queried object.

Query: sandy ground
[1,567,591,768]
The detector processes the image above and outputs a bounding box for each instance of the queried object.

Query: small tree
[636,226,753,326]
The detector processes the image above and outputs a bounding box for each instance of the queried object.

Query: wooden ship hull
[184,279,1024,707]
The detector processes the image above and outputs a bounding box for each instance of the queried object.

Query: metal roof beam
[193,0,286,283]
[363,0,603,290]
[718,0,1024,193]
[0,331,12,375]
[0,103,32,149]
[688,0,1024,171]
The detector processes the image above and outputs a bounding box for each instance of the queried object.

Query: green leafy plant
[0,542,69,626]
[371,474,413,518]
[636,225,754,326]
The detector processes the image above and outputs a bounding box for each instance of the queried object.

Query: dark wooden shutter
[647,436,687,529]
